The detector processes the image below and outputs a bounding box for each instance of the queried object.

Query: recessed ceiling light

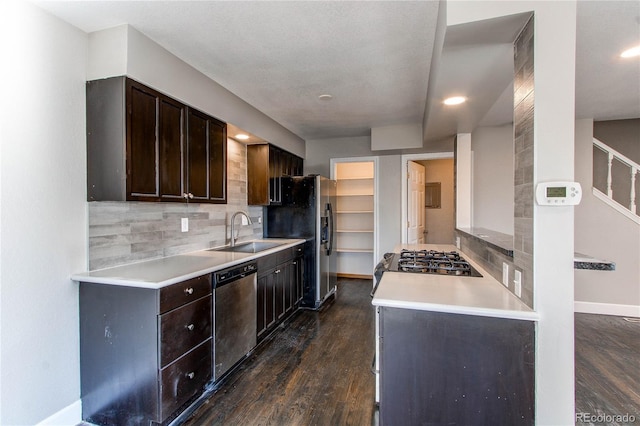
[235,134,250,140]
[443,96,466,106]
[318,94,333,101]
[620,45,640,58]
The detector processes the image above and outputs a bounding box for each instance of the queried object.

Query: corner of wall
[87,24,128,80]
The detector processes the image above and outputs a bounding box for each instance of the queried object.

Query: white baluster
[631,167,637,215]
[607,152,613,198]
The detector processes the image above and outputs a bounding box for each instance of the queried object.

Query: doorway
[401,153,454,244]
[330,157,379,278]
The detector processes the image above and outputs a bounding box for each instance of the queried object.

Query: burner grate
[396,250,481,277]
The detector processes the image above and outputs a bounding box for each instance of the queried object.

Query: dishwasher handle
[215,262,257,287]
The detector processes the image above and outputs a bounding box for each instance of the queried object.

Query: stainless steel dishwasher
[213,261,257,380]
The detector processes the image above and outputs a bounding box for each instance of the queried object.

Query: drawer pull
[184,287,194,295]
[292,262,297,265]
[275,269,281,274]
[186,372,195,379]
[186,324,195,331]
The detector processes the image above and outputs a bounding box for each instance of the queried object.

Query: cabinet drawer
[160,274,211,313]
[160,296,212,367]
[276,247,294,264]
[257,252,278,275]
[160,339,212,422]
[293,244,304,257]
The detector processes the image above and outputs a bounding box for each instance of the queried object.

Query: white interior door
[407,161,425,244]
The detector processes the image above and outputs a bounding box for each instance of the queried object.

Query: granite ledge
[456,227,514,257]
[574,253,616,271]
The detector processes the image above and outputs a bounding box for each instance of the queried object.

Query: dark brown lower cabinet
[257,243,304,341]
[79,275,213,425]
[379,308,535,426]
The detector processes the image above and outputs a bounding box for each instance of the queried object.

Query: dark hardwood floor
[174,284,639,426]
[575,313,640,425]
[182,278,376,426]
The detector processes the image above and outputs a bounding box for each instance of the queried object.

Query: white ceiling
[36,0,640,144]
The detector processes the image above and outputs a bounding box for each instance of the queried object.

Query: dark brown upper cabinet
[87,76,227,204]
[247,144,303,205]
[186,108,227,203]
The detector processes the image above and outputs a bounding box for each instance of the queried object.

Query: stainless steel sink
[212,241,285,253]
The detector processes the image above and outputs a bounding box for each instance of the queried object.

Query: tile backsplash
[88,139,263,271]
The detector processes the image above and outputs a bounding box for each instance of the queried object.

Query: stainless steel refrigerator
[264,175,337,309]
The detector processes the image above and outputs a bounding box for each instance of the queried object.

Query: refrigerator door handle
[326,202,334,255]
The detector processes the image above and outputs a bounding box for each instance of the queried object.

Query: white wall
[449,2,578,424]
[371,123,422,150]
[455,133,472,228]
[472,125,514,234]
[574,119,640,314]
[378,156,403,255]
[88,25,306,158]
[0,1,87,424]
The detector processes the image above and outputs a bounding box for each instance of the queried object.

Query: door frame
[330,156,380,270]
[401,152,454,244]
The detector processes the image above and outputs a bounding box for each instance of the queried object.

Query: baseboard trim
[575,301,640,317]
[36,399,81,426]
[337,273,373,280]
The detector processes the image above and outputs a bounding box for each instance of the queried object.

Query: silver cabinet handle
[188,193,194,199]
[292,262,297,265]
[275,269,281,274]
[184,287,194,295]
[186,324,195,331]
[183,193,194,199]
[186,372,195,379]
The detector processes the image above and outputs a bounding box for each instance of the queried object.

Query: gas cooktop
[388,249,483,277]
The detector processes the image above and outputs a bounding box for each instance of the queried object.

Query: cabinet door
[186,109,227,203]
[247,145,270,205]
[269,145,282,204]
[293,155,304,176]
[284,260,296,314]
[293,254,304,306]
[257,274,267,339]
[274,266,285,320]
[186,109,208,201]
[127,82,159,198]
[261,270,276,333]
[208,119,227,203]
[159,97,185,201]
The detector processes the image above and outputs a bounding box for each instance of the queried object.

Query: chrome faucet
[230,211,253,247]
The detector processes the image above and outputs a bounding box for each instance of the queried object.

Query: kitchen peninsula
[372,244,538,425]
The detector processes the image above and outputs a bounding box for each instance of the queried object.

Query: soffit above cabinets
[37,1,640,144]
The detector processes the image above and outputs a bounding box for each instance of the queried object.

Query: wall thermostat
[535,181,582,205]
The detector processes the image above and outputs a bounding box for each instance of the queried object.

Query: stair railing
[593,138,638,217]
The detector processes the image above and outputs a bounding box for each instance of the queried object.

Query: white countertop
[372,244,538,321]
[71,238,305,289]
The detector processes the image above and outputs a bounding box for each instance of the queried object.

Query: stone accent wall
[455,16,535,308]
[513,16,535,308]
[88,139,263,271]
[455,227,515,287]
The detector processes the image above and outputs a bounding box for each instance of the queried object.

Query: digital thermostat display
[546,187,566,198]
[536,182,581,205]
